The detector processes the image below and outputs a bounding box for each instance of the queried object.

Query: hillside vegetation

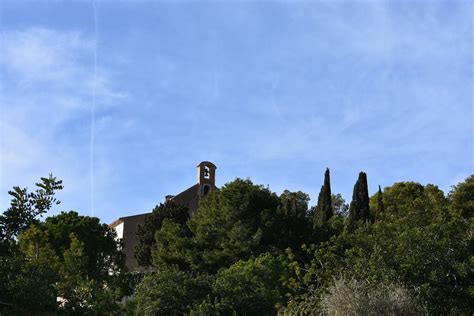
[1,172,473,315]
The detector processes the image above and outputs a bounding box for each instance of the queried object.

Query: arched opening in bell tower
[203,166,210,179]
[203,184,211,196]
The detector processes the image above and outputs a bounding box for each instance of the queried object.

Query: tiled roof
[172,183,200,204]
[109,212,151,228]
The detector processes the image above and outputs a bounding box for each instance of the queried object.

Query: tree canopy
[449,174,474,218]
[135,201,190,267]
[313,168,334,227]
[0,176,125,314]
[2,172,473,315]
[348,171,370,225]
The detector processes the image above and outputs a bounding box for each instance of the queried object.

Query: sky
[0,0,472,224]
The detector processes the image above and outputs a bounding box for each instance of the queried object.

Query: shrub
[320,278,427,316]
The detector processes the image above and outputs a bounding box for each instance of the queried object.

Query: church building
[109,161,217,271]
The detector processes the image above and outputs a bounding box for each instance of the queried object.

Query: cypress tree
[348,172,370,226]
[377,185,384,214]
[313,168,334,227]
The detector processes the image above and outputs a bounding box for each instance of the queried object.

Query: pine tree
[377,185,384,214]
[313,168,334,227]
[135,201,190,267]
[348,172,370,226]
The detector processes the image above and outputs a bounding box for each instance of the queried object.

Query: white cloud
[1,28,90,82]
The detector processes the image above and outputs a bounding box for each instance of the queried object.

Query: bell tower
[197,161,217,197]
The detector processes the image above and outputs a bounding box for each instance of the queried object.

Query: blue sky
[0,1,472,224]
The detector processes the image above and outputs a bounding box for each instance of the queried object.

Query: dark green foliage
[376,185,384,214]
[15,225,60,314]
[314,168,334,227]
[43,212,126,313]
[381,182,443,214]
[57,233,91,312]
[270,190,312,251]
[152,179,313,274]
[348,172,370,225]
[0,176,126,314]
[0,242,22,309]
[152,218,193,270]
[209,253,290,314]
[3,173,473,315]
[189,253,290,315]
[0,175,63,314]
[133,268,213,315]
[449,174,474,218]
[135,253,289,315]
[178,179,280,273]
[285,181,473,315]
[10,213,125,314]
[189,296,236,315]
[136,179,310,314]
[135,201,190,267]
[374,182,448,220]
[53,232,121,314]
[113,271,149,298]
[332,193,349,217]
[44,211,125,280]
[350,206,471,313]
[369,185,384,221]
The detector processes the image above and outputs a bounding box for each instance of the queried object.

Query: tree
[284,181,473,314]
[57,233,95,313]
[448,174,474,218]
[14,219,123,314]
[376,185,384,214]
[185,179,280,273]
[314,168,334,227]
[193,253,290,315]
[0,176,129,313]
[151,179,310,274]
[135,201,189,267]
[0,174,63,240]
[372,182,448,219]
[56,233,120,314]
[0,175,62,313]
[152,190,311,271]
[141,253,290,315]
[380,182,425,214]
[332,193,349,217]
[15,225,60,314]
[152,218,193,271]
[348,203,471,313]
[269,190,312,251]
[348,172,370,225]
[368,185,384,221]
[0,244,22,309]
[133,268,212,315]
[43,211,125,280]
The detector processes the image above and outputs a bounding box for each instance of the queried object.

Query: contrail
[0,1,4,210]
[90,0,98,217]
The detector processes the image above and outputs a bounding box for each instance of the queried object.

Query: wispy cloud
[0,2,471,223]
[0,27,126,214]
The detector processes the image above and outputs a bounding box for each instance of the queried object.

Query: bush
[320,278,427,316]
[133,268,212,315]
